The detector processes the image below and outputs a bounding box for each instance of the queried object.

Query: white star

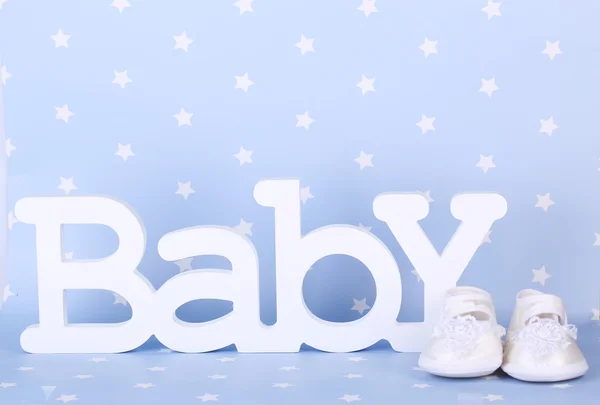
[532,265,551,286]
[479,77,499,97]
[208,374,228,379]
[51,29,71,48]
[552,384,573,389]
[338,394,361,403]
[358,0,377,17]
[73,375,93,379]
[113,293,128,306]
[115,143,134,161]
[173,108,193,127]
[0,65,11,86]
[416,114,435,134]
[3,285,15,302]
[295,35,315,55]
[55,104,74,123]
[176,181,195,200]
[296,111,315,130]
[58,177,77,194]
[235,72,254,92]
[89,357,108,363]
[174,32,193,52]
[343,374,362,379]
[273,383,294,388]
[217,357,236,362]
[134,383,155,389]
[476,154,496,174]
[354,151,374,170]
[482,394,504,402]
[347,356,367,362]
[279,366,298,371]
[5,138,16,157]
[417,190,434,203]
[412,384,432,388]
[8,210,19,230]
[351,298,371,315]
[234,0,253,15]
[357,223,371,232]
[411,269,422,282]
[535,193,555,212]
[593,233,600,246]
[356,75,375,95]
[419,37,438,57]
[542,40,562,61]
[197,393,219,402]
[233,146,253,165]
[539,117,558,136]
[0,382,16,388]
[300,186,314,205]
[481,1,502,20]
[481,230,492,245]
[234,218,253,236]
[111,0,131,13]
[56,394,78,403]
[175,257,194,273]
[15,367,34,371]
[112,70,132,89]
[591,309,599,321]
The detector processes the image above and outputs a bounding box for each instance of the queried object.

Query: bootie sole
[418,354,502,378]
[501,360,589,382]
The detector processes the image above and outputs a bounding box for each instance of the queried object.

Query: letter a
[156,226,262,353]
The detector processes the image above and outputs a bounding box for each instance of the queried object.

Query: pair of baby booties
[418,287,589,382]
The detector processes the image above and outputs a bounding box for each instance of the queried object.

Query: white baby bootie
[418,286,506,378]
[502,289,588,382]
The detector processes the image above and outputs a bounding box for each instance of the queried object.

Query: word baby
[15,179,507,354]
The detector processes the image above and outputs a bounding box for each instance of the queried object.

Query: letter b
[15,196,154,353]
[253,179,402,352]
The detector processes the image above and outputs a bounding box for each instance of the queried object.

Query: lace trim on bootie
[433,315,501,354]
[508,316,578,357]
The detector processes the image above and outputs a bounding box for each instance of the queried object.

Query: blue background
[0,2,599,403]
[1,0,599,338]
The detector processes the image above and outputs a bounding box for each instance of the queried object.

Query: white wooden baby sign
[14,179,507,354]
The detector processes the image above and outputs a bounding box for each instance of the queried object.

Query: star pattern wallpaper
[0,0,599,404]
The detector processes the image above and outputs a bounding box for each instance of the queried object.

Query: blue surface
[0,318,598,404]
